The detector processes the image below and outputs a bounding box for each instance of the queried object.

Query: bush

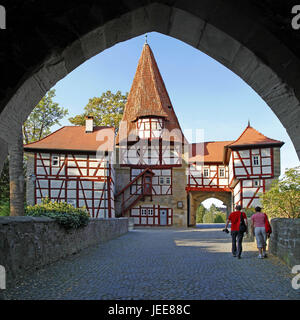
[25,198,90,229]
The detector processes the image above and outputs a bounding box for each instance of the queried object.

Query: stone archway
[0,1,300,173]
[188,191,232,226]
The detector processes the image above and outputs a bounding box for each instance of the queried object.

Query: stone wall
[269,218,300,267]
[0,217,128,286]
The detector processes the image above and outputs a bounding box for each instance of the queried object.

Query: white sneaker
[258,254,263,259]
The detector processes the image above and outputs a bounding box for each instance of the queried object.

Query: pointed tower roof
[116,43,183,144]
[227,124,284,149]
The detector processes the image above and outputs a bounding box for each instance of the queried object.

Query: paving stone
[2,227,300,300]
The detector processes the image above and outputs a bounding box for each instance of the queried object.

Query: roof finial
[248,119,251,127]
[145,33,148,44]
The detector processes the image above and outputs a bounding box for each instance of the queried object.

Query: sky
[51,32,299,208]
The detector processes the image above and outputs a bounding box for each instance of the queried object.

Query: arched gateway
[24,43,284,227]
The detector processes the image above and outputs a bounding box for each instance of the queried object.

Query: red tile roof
[116,43,184,144]
[226,125,284,148]
[24,126,115,152]
[189,126,284,163]
[189,141,233,163]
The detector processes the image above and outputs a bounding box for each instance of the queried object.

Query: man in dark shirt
[224,205,248,259]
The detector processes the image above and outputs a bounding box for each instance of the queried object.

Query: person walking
[224,205,248,259]
[251,206,271,259]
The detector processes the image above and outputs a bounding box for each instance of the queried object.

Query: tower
[115,43,188,226]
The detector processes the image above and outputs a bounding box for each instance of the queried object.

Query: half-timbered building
[24,124,115,218]
[25,42,284,227]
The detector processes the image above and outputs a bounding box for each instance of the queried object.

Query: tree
[0,158,9,202]
[196,204,206,223]
[260,166,300,219]
[23,89,68,144]
[9,127,25,216]
[8,90,68,216]
[209,203,218,215]
[214,212,226,223]
[203,210,215,223]
[68,90,127,130]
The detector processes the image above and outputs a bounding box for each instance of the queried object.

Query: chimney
[85,116,94,133]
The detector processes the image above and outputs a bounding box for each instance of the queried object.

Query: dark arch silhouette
[0,1,299,172]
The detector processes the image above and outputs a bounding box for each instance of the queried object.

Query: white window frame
[52,155,59,167]
[141,208,147,216]
[159,177,165,185]
[151,121,158,130]
[252,155,260,166]
[203,168,210,177]
[219,168,225,177]
[253,179,260,187]
[165,177,171,185]
[148,209,153,216]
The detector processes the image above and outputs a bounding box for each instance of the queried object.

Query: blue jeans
[231,231,244,257]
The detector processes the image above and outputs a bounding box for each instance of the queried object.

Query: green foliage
[197,203,227,223]
[244,207,255,218]
[0,159,9,202]
[209,203,218,215]
[25,198,90,229]
[23,89,68,144]
[214,212,226,223]
[0,200,10,216]
[196,204,206,223]
[260,166,300,219]
[68,90,127,130]
[203,210,215,223]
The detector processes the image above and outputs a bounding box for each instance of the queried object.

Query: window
[141,209,147,216]
[252,155,260,166]
[159,176,171,185]
[148,209,153,216]
[253,179,260,187]
[219,168,225,177]
[151,121,158,130]
[203,168,209,177]
[52,155,59,166]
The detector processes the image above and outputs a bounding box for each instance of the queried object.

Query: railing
[115,167,154,216]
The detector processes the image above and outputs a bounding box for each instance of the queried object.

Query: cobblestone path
[3,227,300,300]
